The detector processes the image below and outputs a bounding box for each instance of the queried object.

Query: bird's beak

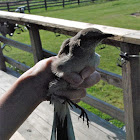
[101,33,114,39]
[90,33,114,40]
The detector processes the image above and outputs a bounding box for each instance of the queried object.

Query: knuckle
[94,71,101,83]
[63,73,82,85]
[97,72,101,81]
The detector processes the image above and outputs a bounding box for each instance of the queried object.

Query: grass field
[2,0,140,128]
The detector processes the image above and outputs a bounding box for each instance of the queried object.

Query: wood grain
[97,68,122,88]
[0,11,140,45]
[122,45,140,140]
[82,94,124,122]
[29,24,43,63]
[0,70,125,140]
[1,11,140,140]
[0,43,6,71]
[10,132,25,140]
[4,55,30,72]
[0,35,32,53]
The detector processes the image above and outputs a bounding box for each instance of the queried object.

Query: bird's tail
[51,101,75,140]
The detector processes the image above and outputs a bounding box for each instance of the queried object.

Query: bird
[0,22,16,50]
[48,28,114,140]
[0,22,16,37]
[15,6,26,13]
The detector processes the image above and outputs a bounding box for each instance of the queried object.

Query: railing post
[7,2,10,12]
[63,0,65,8]
[122,45,140,140]
[44,0,47,10]
[78,0,80,5]
[26,0,30,13]
[29,24,44,64]
[0,43,6,71]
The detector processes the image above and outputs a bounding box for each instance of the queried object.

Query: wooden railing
[0,11,140,140]
[0,0,92,13]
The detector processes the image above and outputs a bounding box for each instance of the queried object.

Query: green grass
[2,0,140,128]
[78,101,124,128]
[30,0,140,30]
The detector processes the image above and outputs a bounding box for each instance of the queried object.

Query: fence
[0,0,92,13]
[0,11,140,140]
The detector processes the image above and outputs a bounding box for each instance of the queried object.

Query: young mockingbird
[48,28,113,140]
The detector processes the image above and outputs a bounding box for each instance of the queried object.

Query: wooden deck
[0,69,125,140]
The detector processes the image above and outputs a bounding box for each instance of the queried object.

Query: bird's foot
[64,98,90,127]
[49,94,90,127]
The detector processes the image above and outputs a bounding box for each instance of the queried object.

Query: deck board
[0,70,125,140]
[9,132,25,140]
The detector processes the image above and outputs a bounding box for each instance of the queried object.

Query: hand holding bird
[48,28,113,140]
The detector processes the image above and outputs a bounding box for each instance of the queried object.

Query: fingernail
[63,73,83,85]
[82,71,90,79]
[81,67,95,79]
[71,75,82,85]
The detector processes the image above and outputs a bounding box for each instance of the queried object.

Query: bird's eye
[64,44,69,55]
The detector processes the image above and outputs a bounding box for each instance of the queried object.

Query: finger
[30,56,57,76]
[79,71,101,88]
[54,88,86,100]
[43,56,58,71]
[63,72,83,86]
[62,66,95,86]
[80,66,95,79]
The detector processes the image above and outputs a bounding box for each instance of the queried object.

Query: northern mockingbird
[48,28,113,140]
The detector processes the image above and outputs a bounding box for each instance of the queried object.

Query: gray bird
[0,22,15,37]
[48,28,113,140]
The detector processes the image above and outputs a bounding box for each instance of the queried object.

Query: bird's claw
[49,94,90,127]
[65,98,90,127]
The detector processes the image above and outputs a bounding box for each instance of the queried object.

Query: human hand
[54,66,101,103]
[18,56,101,103]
